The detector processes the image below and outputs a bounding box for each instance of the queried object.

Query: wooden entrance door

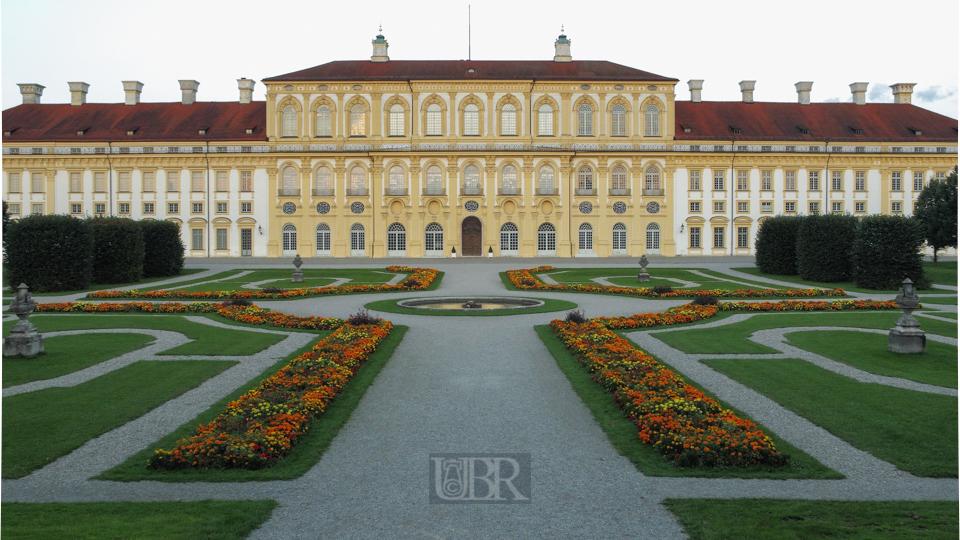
[461,216,482,256]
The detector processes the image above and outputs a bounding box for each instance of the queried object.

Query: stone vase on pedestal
[888,278,925,354]
[291,253,304,283]
[637,254,650,283]
[4,283,44,357]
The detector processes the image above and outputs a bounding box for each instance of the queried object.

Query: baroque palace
[3,31,957,258]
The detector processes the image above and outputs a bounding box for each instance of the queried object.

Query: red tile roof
[675,101,958,143]
[264,60,677,82]
[2,102,266,143]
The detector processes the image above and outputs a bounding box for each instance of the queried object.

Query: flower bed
[148,320,392,470]
[551,319,787,468]
[85,266,439,300]
[506,266,847,299]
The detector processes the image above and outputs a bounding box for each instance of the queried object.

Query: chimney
[371,28,389,62]
[238,78,255,104]
[849,82,869,105]
[688,80,704,103]
[68,82,89,106]
[17,83,45,105]
[553,27,571,62]
[739,80,756,103]
[795,81,813,105]
[890,83,916,104]
[122,81,143,106]
[179,80,200,105]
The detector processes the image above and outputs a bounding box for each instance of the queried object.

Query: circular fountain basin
[396,297,546,312]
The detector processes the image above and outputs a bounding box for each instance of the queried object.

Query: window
[501,165,518,194]
[713,227,724,248]
[612,222,627,253]
[118,172,130,192]
[425,165,443,195]
[388,165,406,195]
[216,228,228,250]
[426,222,444,254]
[282,105,297,137]
[463,164,481,194]
[31,172,43,193]
[501,104,517,136]
[855,202,865,212]
[216,202,227,213]
[785,171,796,191]
[714,201,725,213]
[785,202,796,213]
[162,171,177,192]
[577,166,594,192]
[216,171,228,192]
[761,201,772,212]
[94,172,107,192]
[350,167,366,194]
[892,202,902,213]
[737,170,748,190]
[538,104,553,136]
[611,166,627,193]
[832,171,843,191]
[426,104,442,135]
[761,170,771,190]
[281,166,298,196]
[32,203,43,214]
[191,171,204,192]
[240,171,253,192]
[316,106,332,137]
[577,104,593,136]
[645,167,661,194]
[316,223,331,254]
[611,104,626,137]
[578,223,593,251]
[646,223,661,250]
[143,202,155,214]
[644,105,660,136]
[315,166,332,195]
[192,202,203,213]
[737,201,748,213]
[464,103,479,135]
[389,104,404,136]
[143,172,155,192]
[192,229,203,250]
[809,201,820,214]
[350,223,365,255]
[118,202,130,214]
[499,222,518,254]
[914,172,924,191]
[832,201,842,213]
[935,171,946,182]
[689,170,701,190]
[350,104,366,136]
[690,201,701,212]
[713,170,724,191]
[241,202,252,213]
[282,223,297,253]
[8,203,20,214]
[95,203,106,214]
[71,203,82,214]
[538,165,555,194]
[891,172,901,191]
[808,171,819,190]
[387,223,406,253]
[7,172,21,193]
[689,226,701,248]
[855,171,865,191]
[70,172,82,192]
[537,222,556,254]
[737,227,749,249]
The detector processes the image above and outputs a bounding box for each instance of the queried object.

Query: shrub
[88,217,145,285]
[223,298,252,307]
[754,215,804,275]
[140,220,185,277]
[4,214,94,292]
[347,309,382,326]
[651,284,674,294]
[796,214,857,282]
[691,294,718,306]
[564,309,587,323]
[261,287,283,294]
[853,215,927,290]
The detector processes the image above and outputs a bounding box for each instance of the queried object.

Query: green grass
[731,265,957,294]
[2,315,284,356]
[704,358,958,477]
[535,325,840,479]
[923,312,957,320]
[786,330,958,388]
[664,499,959,540]
[170,277,338,293]
[139,268,400,293]
[3,333,155,387]
[923,261,957,287]
[655,312,958,354]
[131,270,251,291]
[547,267,790,291]
[364,297,578,316]
[13,269,208,296]
[98,325,408,482]
[2,360,236,479]
[1,500,278,540]
[918,296,958,305]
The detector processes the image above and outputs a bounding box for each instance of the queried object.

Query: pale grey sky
[2,0,958,118]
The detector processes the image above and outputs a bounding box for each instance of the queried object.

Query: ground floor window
[241,228,252,256]
[737,226,749,249]
[578,223,593,253]
[192,229,204,250]
[714,226,725,248]
[216,228,228,250]
[351,223,365,256]
[612,222,627,254]
[689,226,701,248]
[387,222,407,255]
[646,223,660,253]
[500,222,519,255]
[537,222,556,255]
[425,223,444,256]
[316,223,331,255]
[282,223,297,254]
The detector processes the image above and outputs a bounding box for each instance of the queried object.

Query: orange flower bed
[148,321,392,470]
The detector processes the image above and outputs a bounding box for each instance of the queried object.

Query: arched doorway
[461,216,482,256]
[425,223,444,257]
[537,223,556,256]
[282,223,297,256]
[387,222,407,256]
[646,223,661,255]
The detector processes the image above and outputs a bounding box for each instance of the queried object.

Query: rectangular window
[143,202,155,214]
[240,171,252,192]
[216,202,227,213]
[809,201,820,214]
[216,171,229,192]
[737,201,748,213]
[855,171,865,191]
[713,227,724,248]
[7,172,21,193]
[737,170,748,190]
[216,228,228,250]
[71,203,82,214]
[761,170,771,190]
[832,202,843,213]
[192,202,203,213]
[935,171,946,182]
[118,171,131,192]
[737,227,749,248]
[9,203,20,214]
[118,202,130,214]
[30,172,44,193]
[70,172,82,192]
[32,203,43,214]
[95,203,106,214]
[689,227,701,248]
[690,201,701,212]
[714,201,724,213]
[761,201,772,212]
[167,171,180,192]
[808,171,819,191]
[892,202,902,213]
[913,172,924,191]
[713,170,724,190]
[785,171,796,190]
[94,172,106,192]
[785,202,796,213]
[240,202,252,213]
[168,202,179,213]
[891,172,901,191]
[191,171,204,192]
[832,171,843,191]
[192,229,203,250]
[855,202,865,212]
[689,170,701,190]
[142,172,155,192]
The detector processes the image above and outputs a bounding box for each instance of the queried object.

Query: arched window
[611,104,626,137]
[538,104,554,136]
[577,166,594,193]
[281,166,298,196]
[538,165,556,195]
[425,165,443,195]
[501,103,517,136]
[501,165,518,195]
[282,223,297,254]
[611,165,628,194]
[316,106,332,137]
[349,166,366,195]
[389,104,404,136]
[426,103,442,135]
[388,165,406,195]
[464,103,480,136]
[537,222,556,255]
[500,222,519,255]
[646,223,661,252]
[315,166,332,196]
[350,104,366,136]
[387,222,406,254]
[282,105,297,137]
[645,166,661,194]
[350,223,365,256]
[645,105,660,137]
[578,222,593,252]
[425,222,444,255]
[316,223,331,255]
[578,104,593,136]
[612,222,627,254]
[463,164,481,195]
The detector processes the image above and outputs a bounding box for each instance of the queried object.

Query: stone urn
[637,255,651,283]
[292,253,304,283]
[4,283,44,357]
[889,278,925,354]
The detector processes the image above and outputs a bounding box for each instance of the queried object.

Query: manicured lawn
[732,266,894,294]
[1,500,277,540]
[703,358,958,477]
[918,296,958,305]
[139,268,400,293]
[535,325,840,479]
[665,499,959,540]
[654,312,958,355]
[10,269,208,296]
[132,270,250,291]
[2,315,285,356]
[170,277,338,293]
[98,325,408,482]
[786,330,957,388]
[923,261,957,287]
[546,267,789,290]
[365,297,578,316]
[2,333,155,388]
[2,360,236,478]
[923,312,957,320]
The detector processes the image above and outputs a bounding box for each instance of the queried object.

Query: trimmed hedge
[4,214,93,292]
[88,217,145,285]
[754,215,804,275]
[853,215,926,290]
[140,220,185,277]
[796,214,858,282]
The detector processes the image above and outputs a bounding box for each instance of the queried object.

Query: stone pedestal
[4,283,44,357]
[888,278,925,354]
[637,271,650,283]
[291,254,304,283]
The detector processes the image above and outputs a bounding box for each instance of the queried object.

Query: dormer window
[246,127,255,134]
[730,127,741,134]
[126,127,138,136]
[798,127,810,135]
[4,127,18,136]
[198,129,207,135]
[912,129,923,136]
[465,68,477,74]
[851,128,863,135]
[76,128,88,136]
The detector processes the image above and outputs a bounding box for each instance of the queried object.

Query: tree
[852,215,925,290]
[913,165,958,264]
